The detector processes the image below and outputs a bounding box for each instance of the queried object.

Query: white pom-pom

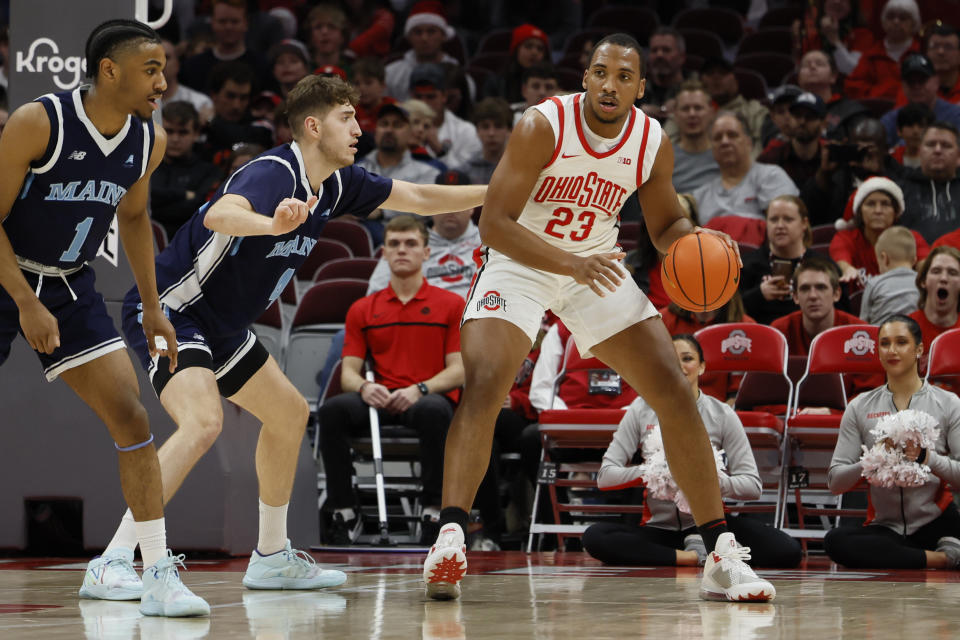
[639,426,726,513]
[860,410,940,488]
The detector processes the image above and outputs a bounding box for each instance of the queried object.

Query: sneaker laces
[103,555,138,580]
[154,552,189,588]
[284,547,319,575]
[715,543,757,576]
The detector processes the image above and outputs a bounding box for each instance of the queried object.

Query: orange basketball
[660,233,740,312]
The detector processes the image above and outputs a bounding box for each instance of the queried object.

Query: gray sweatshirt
[859,266,920,325]
[828,382,960,536]
[597,391,762,531]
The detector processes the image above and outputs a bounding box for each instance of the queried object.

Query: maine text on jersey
[531,171,630,218]
[43,180,127,206]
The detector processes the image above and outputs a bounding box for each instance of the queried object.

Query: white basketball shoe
[242,540,347,590]
[423,523,468,600]
[700,532,776,602]
[139,551,210,617]
[79,548,143,601]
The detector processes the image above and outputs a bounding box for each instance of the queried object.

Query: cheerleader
[582,335,801,567]
[825,314,960,569]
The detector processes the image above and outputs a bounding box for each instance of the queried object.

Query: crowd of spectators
[15,0,957,554]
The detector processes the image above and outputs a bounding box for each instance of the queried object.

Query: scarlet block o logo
[843,330,876,356]
[478,290,507,312]
[721,329,752,355]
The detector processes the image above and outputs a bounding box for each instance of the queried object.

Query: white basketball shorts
[461,250,659,356]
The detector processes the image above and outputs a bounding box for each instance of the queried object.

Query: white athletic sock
[335,508,356,522]
[135,518,167,569]
[104,509,138,554]
[258,499,288,555]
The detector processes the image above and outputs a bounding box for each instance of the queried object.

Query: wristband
[918,448,927,465]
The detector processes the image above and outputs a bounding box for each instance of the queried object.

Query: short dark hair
[472,97,513,129]
[926,21,959,45]
[916,245,960,311]
[521,63,558,84]
[672,334,703,362]
[352,57,385,83]
[897,102,934,129]
[284,75,359,137]
[792,256,840,292]
[588,33,645,77]
[650,26,686,54]
[207,61,256,94]
[85,19,161,81]
[385,215,429,246]
[879,314,924,347]
[161,101,200,127]
[925,120,960,145]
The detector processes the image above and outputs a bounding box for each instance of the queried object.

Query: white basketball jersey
[519,92,662,255]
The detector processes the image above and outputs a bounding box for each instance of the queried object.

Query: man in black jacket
[150,102,222,240]
[897,122,960,243]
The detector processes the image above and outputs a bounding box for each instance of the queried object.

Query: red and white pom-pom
[639,426,726,513]
[860,410,940,488]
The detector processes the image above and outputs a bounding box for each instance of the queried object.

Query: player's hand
[385,385,422,413]
[272,195,317,235]
[760,275,792,301]
[693,227,742,267]
[19,297,60,354]
[571,252,626,297]
[360,381,391,409]
[141,306,178,373]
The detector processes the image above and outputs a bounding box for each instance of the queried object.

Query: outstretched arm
[203,193,317,237]
[380,182,486,216]
[116,127,178,371]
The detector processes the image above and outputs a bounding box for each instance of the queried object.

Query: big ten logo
[843,330,876,356]
[721,329,752,357]
[16,38,87,91]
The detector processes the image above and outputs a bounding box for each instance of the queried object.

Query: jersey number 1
[60,217,94,262]
[544,207,595,242]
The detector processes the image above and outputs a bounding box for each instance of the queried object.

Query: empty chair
[313,257,379,283]
[252,300,284,365]
[295,238,353,296]
[673,8,744,46]
[320,219,375,257]
[732,69,769,102]
[736,28,795,57]
[926,328,960,386]
[811,223,838,245]
[734,53,796,89]
[676,28,725,61]
[283,278,368,410]
[468,52,511,74]
[586,6,659,45]
[475,28,514,55]
[757,6,804,29]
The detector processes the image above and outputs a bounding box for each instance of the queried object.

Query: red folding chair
[529,337,639,550]
[926,328,960,388]
[695,323,792,523]
[781,325,882,547]
[295,238,353,296]
[320,219,375,257]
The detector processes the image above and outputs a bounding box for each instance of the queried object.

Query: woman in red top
[830,176,929,282]
[844,0,922,100]
[797,0,876,75]
[909,246,960,368]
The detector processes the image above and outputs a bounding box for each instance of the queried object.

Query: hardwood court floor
[0,552,957,639]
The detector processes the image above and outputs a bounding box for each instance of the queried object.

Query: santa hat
[404,1,455,40]
[838,176,905,230]
[882,0,921,26]
[510,24,549,54]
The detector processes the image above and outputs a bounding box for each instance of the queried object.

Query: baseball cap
[268,38,310,67]
[410,63,446,91]
[768,84,802,106]
[789,92,826,118]
[377,103,410,122]
[901,53,935,80]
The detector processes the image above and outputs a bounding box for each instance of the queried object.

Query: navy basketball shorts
[0,266,125,381]
[121,299,268,398]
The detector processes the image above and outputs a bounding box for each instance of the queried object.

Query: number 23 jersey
[519,92,662,256]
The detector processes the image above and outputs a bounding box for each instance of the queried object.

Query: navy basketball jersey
[147,141,392,335]
[2,87,155,269]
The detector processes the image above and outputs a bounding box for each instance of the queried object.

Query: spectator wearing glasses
[922,22,960,104]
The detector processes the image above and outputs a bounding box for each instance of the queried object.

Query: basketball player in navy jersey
[0,21,208,616]
[77,75,486,595]
[424,34,777,603]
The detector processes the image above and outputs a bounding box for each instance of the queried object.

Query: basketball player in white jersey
[423,34,776,603]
